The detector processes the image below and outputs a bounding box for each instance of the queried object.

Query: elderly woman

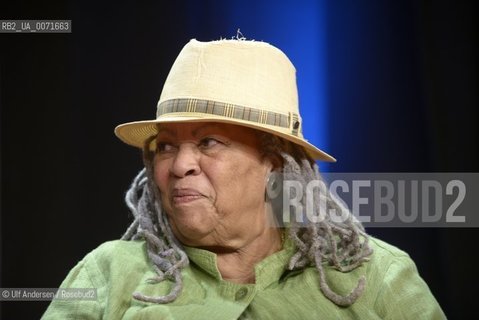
[43,39,445,319]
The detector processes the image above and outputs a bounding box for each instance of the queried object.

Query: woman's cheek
[153,162,169,189]
[152,166,170,213]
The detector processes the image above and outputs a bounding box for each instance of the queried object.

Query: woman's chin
[171,222,216,246]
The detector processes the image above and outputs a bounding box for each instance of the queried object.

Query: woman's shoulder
[362,236,417,282]
[358,236,446,318]
[72,239,150,285]
[83,239,148,270]
[87,239,147,259]
[367,236,411,260]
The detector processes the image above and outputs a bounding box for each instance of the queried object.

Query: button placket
[234,287,248,301]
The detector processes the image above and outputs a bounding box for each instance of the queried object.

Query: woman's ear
[265,169,284,226]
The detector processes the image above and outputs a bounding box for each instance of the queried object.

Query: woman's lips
[171,188,204,204]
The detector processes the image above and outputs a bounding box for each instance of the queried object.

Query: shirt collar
[183,235,295,289]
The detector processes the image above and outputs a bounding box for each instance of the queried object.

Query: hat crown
[158,39,299,119]
[114,38,336,162]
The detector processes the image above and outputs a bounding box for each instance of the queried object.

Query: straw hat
[115,39,335,162]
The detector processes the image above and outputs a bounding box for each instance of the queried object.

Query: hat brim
[114,114,336,162]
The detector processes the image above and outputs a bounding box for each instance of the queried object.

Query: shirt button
[235,287,248,301]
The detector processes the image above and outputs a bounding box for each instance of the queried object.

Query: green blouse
[42,236,446,319]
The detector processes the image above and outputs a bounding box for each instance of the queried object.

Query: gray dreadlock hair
[122,132,373,307]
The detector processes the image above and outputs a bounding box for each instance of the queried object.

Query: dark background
[1,1,477,319]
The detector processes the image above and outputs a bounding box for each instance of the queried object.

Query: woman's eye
[156,142,175,153]
[199,137,220,149]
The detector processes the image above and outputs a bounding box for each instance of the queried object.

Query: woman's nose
[169,144,201,178]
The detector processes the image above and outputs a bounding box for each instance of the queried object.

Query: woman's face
[153,122,273,248]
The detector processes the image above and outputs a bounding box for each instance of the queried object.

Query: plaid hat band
[157,98,301,136]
